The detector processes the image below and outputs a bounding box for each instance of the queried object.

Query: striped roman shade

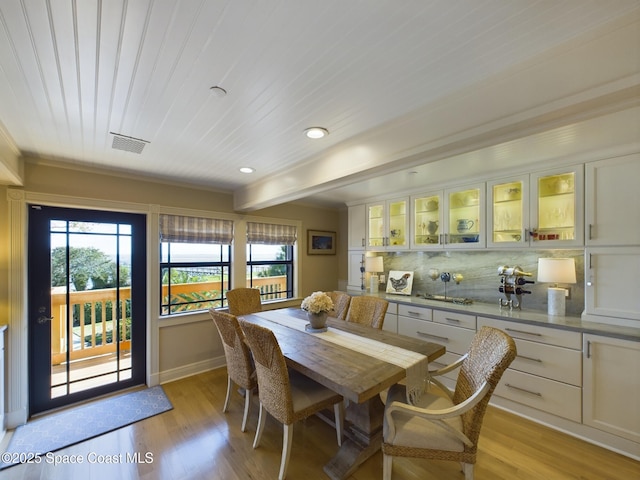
[247,222,297,245]
[159,214,234,244]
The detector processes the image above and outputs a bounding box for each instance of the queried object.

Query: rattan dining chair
[344,295,388,329]
[382,326,516,480]
[326,291,351,321]
[209,310,257,432]
[227,287,262,316]
[239,319,344,480]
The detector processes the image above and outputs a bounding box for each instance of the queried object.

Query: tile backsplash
[371,249,584,316]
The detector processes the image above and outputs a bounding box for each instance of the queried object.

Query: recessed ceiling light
[239,167,255,174]
[210,86,227,97]
[304,127,329,139]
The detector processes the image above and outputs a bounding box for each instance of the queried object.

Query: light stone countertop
[348,290,640,342]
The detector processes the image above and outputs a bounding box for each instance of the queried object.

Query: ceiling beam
[233,14,640,211]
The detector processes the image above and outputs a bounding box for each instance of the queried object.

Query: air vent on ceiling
[110,132,149,154]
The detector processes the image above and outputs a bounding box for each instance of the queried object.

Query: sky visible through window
[50,221,284,261]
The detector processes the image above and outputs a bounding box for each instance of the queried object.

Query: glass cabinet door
[387,198,408,249]
[532,166,584,246]
[445,184,485,248]
[412,193,441,248]
[366,199,408,250]
[367,202,385,248]
[488,178,527,247]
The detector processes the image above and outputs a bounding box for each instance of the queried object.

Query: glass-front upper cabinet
[366,197,408,250]
[531,166,584,247]
[444,183,485,248]
[487,177,529,248]
[488,166,584,247]
[411,192,442,249]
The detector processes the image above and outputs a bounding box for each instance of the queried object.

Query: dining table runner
[253,309,427,404]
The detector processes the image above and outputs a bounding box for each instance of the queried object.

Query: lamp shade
[537,258,576,284]
[365,256,384,273]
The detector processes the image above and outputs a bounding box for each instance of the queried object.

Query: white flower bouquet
[301,291,334,314]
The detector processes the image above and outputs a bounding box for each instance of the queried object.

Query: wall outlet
[379,275,385,283]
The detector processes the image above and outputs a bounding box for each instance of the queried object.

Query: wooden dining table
[240,307,445,480]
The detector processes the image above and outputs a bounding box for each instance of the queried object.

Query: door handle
[37,315,54,324]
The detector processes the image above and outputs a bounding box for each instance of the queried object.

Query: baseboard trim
[158,356,226,384]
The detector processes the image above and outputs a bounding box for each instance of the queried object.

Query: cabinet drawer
[478,316,582,350]
[433,309,476,330]
[510,338,582,386]
[386,302,398,315]
[383,312,398,334]
[398,304,432,321]
[495,370,582,422]
[398,318,474,355]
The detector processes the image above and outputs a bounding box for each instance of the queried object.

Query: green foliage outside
[84,317,131,346]
[51,246,130,291]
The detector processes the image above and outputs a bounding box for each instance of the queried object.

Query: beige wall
[3,160,345,389]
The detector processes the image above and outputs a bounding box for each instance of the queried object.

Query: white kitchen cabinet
[584,247,640,324]
[347,251,365,291]
[366,197,409,251]
[411,191,443,249]
[443,183,486,248]
[478,317,582,422]
[585,153,640,246]
[383,302,398,333]
[348,203,366,250]
[411,183,486,250]
[530,165,584,247]
[410,183,485,249]
[583,334,640,444]
[398,307,476,386]
[487,165,584,248]
[487,176,530,248]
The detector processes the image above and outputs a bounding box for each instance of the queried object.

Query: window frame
[160,241,232,316]
[246,243,295,301]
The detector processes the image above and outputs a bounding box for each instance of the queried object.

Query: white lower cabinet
[478,317,582,422]
[496,370,582,423]
[583,334,640,444]
[386,303,639,459]
[383,302,398,333]
[399,308,475,385]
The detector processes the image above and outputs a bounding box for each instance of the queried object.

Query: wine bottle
[499,286,532,295]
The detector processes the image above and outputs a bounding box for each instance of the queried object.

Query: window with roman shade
[246,222,296,300]
[160,214,233,244]
[246,221,297,245]
[160,214,233,315]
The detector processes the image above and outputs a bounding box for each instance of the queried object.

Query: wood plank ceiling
[0,1,638,210]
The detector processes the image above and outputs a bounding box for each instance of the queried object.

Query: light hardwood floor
[2,368,639,479]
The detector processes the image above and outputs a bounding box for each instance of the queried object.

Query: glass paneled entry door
[28,205,147,415]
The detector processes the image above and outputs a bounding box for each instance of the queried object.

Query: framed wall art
[386,270,414,295]
[307,230,336,255]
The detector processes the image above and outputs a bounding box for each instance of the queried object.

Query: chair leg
[278,423,294,480]
[383,454,392,480]
[241,387,252,432]
[253,403,266,449]
[461,462,474,480]
[333,402,344,446]
[223,376,232,413]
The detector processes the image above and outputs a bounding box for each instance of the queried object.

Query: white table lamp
[537,258,576,316]
[365,256,384,293]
